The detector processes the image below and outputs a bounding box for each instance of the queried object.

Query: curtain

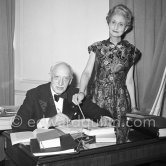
[142,10,166,114]
[0,0,15,105]
[109,0,166,116]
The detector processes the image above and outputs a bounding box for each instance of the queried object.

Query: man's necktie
[54,92,67,102]
[54,94,60,102]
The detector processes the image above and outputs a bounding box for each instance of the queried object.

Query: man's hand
[98,116,114,127]
[131,107,139,114]
[48,113,71,127]
[37,118,50,129]
[72,92,85,105]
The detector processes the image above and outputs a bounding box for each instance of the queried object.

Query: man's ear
[125,26,128,32]
[69,78,73,85]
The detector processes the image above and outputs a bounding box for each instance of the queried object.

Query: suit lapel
[48,93,57,116]
[63,99,73,119]
[63,99,80,120]
[37,84,79,118]
[38,82,57,117]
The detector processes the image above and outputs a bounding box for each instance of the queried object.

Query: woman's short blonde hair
[106,4,134,31]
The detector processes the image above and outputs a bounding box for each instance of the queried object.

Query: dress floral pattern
[88,38,141,143]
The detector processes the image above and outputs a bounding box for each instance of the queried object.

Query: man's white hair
[49,61,73,79]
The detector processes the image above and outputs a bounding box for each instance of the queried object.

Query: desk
[0,106,18,162]
[3,130,166,166]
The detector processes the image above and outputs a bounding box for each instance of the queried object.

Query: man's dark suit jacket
[12,82,111,131]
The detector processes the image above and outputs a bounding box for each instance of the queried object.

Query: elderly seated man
[12,62,112,131]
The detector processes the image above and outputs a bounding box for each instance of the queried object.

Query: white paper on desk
[10,128,54,145]
[159,128,166,137]
[96,133,116,143]
[70,119,99,128]
[0,126,12,130]
[10,131,35,145]
[0,116,15,130]
[83,126,115,136]
[56,119,99,134]
[56,125,83,134]
[85,142,116,149]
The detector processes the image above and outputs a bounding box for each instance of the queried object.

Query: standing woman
[73,4,141,143]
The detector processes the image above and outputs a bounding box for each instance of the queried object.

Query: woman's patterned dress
[87,38,141,143]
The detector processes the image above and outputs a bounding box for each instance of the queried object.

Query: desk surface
[3,130,166,166]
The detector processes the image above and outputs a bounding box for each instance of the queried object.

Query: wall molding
[20,78,49,84]
[15,79,49,105]
[15,89,26,96]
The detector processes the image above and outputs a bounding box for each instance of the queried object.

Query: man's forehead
[52,66,70,76]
